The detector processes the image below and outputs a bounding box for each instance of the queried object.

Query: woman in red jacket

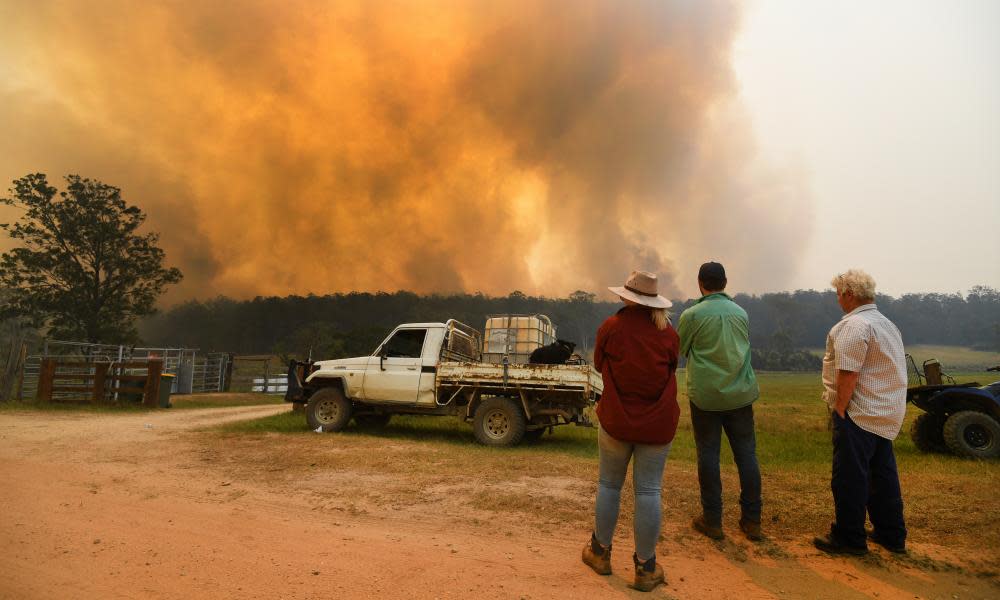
[581,270,680,593]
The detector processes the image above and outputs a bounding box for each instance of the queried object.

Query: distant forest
[139,287,1000,370]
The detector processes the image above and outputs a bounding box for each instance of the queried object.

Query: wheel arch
[927,390,1000,420]
[466,391,531,421]
[306,375,349,397]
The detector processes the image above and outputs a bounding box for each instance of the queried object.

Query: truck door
[363,328,427,403]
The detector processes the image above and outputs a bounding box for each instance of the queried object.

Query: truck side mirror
[380,350,387,370]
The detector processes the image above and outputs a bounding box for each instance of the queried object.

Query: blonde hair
[623,297,671,330]
[831,269,876,302]
[651,308,670,330]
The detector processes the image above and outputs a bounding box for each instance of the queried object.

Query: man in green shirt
[678,262,762,541]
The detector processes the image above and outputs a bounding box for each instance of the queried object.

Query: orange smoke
[0,0,809,302]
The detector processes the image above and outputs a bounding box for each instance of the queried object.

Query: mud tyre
[473,397,527,447]
[942,411,1000,459]
[306,387,353,432]
[910,412,947,453]
[354,414,391,428]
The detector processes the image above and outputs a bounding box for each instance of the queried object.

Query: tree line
[136,287,999,370]
[2,173,997,372]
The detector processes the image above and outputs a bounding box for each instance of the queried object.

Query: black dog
[529,339,576,365]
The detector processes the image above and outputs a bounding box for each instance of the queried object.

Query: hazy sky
[0,1,997,301]
[734,0,1000,296]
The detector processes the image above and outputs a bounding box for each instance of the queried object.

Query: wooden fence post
[92,362,110,404]
[36,358,56,403]
[144,359,163,407]
[15,344,27,401]
[0,336,20,402]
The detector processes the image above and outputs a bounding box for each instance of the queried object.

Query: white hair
[831,269,876,301]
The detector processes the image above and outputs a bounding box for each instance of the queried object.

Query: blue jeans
[830,411,906,548]
[689,402,762,526]
[594,425,672,561]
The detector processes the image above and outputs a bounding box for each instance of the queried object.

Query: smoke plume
[0,0,809,302]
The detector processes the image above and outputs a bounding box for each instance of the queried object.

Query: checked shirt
[822,304,908,440]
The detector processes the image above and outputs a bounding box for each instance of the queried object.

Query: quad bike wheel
[942,410,1000,459]
[910,412,947,453]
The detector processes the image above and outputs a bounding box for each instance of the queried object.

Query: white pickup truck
[285,319,602,446]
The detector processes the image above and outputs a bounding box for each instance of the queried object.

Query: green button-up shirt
[677,292,759,411]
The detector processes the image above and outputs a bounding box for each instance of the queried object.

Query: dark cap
[698,261,726,282]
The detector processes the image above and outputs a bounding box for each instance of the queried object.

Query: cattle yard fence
[14,340,232,402]
[34,357,166,406]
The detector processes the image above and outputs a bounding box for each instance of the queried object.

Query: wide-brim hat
[608,270,672,309]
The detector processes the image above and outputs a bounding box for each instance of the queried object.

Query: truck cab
[304,321,478,406]
[309,323,443,405]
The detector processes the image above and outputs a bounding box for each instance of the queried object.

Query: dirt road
[0,406,993,599]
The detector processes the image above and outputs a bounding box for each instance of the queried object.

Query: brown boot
[631,553,665,592]
[739,518,763,541]
[581,534,611,575]
[692,515,724,540]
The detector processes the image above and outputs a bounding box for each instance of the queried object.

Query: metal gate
[192,352,230,394]
[228,356,281,393]
[17,340,230,400]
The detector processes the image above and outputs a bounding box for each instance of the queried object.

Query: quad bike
[906,355,1000,459]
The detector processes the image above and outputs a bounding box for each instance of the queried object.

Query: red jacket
[594,305,680,445]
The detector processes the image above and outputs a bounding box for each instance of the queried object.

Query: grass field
[216,370,1000,576]
[809,344,1000,371]
[903,345,1000,371]
[0,392,285,412]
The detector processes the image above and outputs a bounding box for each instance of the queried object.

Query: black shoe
[866,529,906,554]
[692,515,724,540]
[813,534,868,556]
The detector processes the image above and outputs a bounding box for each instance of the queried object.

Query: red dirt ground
[0,405,995,599]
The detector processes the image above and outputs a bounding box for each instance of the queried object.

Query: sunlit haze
[734,0,1000,296]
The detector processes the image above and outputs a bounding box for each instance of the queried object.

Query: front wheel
[942,411,1000,459]
[473,397,527,446]
[306,387,353,432]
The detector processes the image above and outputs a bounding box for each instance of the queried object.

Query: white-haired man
[814,269,908,556]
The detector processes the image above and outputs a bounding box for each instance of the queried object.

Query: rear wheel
[306,387,353,432]
[910,412,947,453]
[473,397,527,446]
[942,411,1000,459]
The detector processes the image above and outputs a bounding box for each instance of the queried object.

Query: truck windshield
[381,329,427,358]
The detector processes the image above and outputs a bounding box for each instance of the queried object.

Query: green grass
[170,394,285,409]
[219,371,1000,469]
[905,345,1000,370]
[0,399,150,413]
[809,344,1000,371]
[0,392,285,412]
